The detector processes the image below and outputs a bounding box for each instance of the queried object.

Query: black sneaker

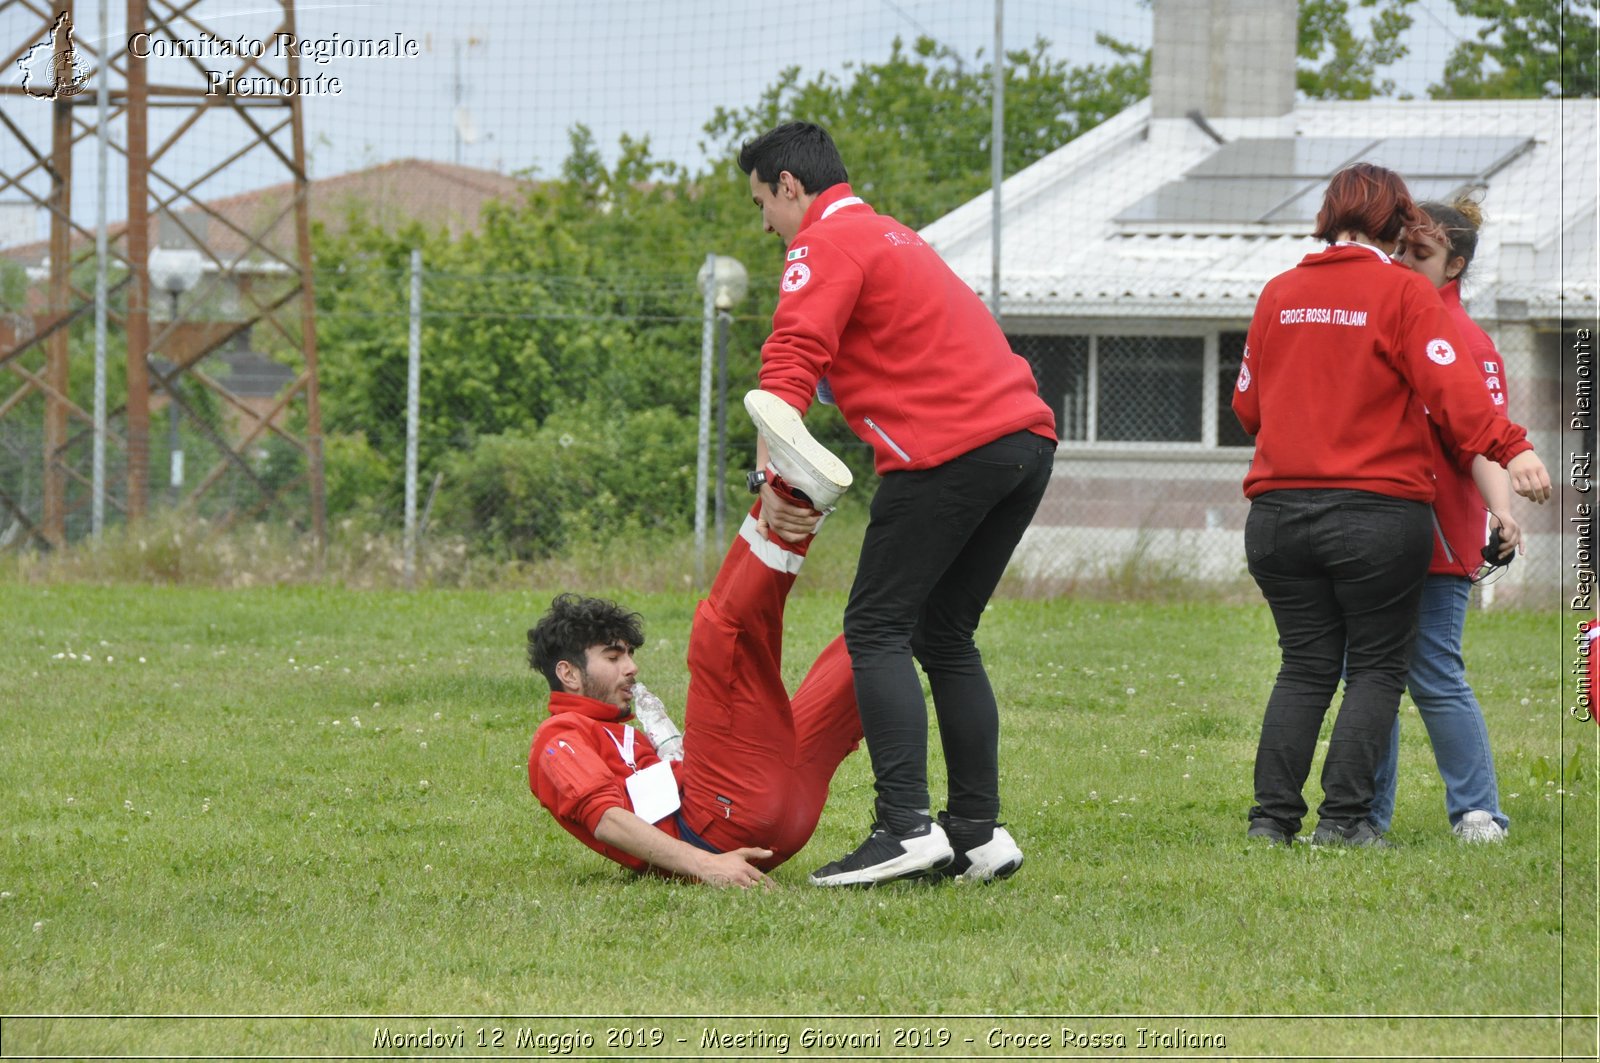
[1246,819,1294,847]
[938,812,1023,882]
[808,814,954,887]
[1310,819,1392,848]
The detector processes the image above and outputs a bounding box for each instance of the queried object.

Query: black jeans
[843,430,1056,824]
[1246,489,1433,835]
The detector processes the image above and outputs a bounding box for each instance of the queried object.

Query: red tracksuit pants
[675,502,862,868]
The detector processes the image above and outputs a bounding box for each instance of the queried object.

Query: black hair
[737,121,849,195]
[1417,196,1484,284]
[526,593,645,692]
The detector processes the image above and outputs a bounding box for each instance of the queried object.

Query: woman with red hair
[1232,163,1550,848]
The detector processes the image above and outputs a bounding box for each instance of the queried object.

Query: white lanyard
[602,725,638,771]
[603,723,680,824]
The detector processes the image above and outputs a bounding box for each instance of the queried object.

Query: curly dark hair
[527,593,645,691]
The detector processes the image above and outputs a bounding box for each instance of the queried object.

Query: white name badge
[626,759,681,825]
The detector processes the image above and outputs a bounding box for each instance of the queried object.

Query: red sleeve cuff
[755,374,814,416]
[1493,438,1533,466]
[576,794,629,836]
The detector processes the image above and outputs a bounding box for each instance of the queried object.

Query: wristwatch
[746,469,768,495]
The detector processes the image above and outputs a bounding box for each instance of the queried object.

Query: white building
[922,0,1597,602]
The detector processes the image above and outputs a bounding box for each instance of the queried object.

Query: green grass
[0,580,1593,1059]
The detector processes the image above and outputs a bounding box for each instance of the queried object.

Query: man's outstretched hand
[696,847,776,889]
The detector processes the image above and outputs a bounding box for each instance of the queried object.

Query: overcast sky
[2,0,1481,243]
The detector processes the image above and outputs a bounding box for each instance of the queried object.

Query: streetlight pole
[148,248,202,509]
[696,254,748,576]
[91,0,110,538]
[166,287,182,507]
[715,308,730,546]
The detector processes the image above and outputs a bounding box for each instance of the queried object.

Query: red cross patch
[781,262,812,292]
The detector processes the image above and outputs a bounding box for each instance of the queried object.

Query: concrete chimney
[1151,0,1297,120]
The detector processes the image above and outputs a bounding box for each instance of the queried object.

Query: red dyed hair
[1312,163,1433,246]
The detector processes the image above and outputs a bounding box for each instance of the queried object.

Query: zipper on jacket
[862,416,911,462]
[1430,509,1456,564]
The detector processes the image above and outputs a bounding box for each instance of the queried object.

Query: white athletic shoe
[630,682,683,762]
[743,390,852,511]
[1453,809,1506,843]
[940,812,1024,882]
[808,817,954,887]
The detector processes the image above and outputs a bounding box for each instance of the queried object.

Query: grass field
[1,558,1595,1058]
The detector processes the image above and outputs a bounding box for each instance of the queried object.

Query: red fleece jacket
[758,184,1055,473]
[1427,280,1511,577]
[528,690,679,874]
[1232,243,1531,501]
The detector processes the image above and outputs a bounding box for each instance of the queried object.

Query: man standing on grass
[739,121,1056,886]
[527,468,864,887]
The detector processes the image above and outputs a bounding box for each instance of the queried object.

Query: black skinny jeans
[843,430,1055,825]
[1245,488,1433,835]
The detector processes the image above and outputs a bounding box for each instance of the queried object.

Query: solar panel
[1116,178,1311,224]
[1261,177,1473,224]
[1358,136,1532,177]
[1184,138,1375,178]
[1116,135,1533,226]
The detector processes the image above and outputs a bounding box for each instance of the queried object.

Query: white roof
[922,98,1597,323]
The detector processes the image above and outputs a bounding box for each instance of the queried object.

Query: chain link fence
[1,0,1592,601]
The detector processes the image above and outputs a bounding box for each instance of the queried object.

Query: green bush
[322,431,396,518]
[432,402,698,559]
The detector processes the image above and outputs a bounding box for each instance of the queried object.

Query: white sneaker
[630,682,683,762]
[743,390,852,511]
[808,817,954,887]
[939,812,1024,882]
[1453,810,1506,843]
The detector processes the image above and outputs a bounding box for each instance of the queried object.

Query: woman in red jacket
[1232,164,1550,848]
[1368,198,1516,843]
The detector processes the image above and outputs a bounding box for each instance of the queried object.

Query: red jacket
[528,691,680,874]
[1428,280,1510,577]
[758,184,1056,473]
[1232,243,1531,501]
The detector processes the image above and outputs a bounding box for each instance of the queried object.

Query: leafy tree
[308,33,1150,554]
[0,258,28,311]
[1432,0,1597,98]
[703,34,1149,230]
[1298,0,1417,99]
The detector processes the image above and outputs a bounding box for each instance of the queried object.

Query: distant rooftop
[1116,135,1533,229]
[2,158,534,268]
[922,98,1596,322]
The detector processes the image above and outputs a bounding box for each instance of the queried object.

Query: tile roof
[3,158,532,269]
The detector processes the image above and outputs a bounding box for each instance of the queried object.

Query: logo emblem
[1426,338,1456,366]
[1236,363,1252,392]
[17,13,90,100]
[781,262,811,292]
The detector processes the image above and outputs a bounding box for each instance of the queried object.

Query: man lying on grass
[526,483,865,888]
[528,423,1022,887]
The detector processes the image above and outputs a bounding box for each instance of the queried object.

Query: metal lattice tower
[0,0,324,551]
